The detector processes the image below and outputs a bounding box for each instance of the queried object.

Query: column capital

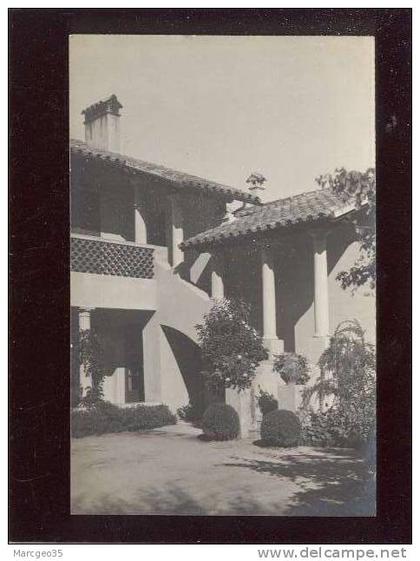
[78,308,94,331]
[79,307,95,314]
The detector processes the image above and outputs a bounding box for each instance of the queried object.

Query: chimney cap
[82,94,123,124]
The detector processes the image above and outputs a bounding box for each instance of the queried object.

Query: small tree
[301,320,376,446]
[316,167,376,291]
[319,320,375,408]
[79,328,106,407]
[273,352,310,385]
[196,298,268,392]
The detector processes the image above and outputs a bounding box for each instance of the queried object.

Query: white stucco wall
[328,240,376,343]
[155,259,211,342]
[222,223,375,366]
[159,330,190,412]
[148,259,212,412]
[70,271,157,310]
[294,233,376,362]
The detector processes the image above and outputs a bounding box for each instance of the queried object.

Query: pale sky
[70,35,375,202]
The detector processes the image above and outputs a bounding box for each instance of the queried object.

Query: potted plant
[273,352,310,385]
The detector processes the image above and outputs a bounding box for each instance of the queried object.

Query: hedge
[71,401,177,438]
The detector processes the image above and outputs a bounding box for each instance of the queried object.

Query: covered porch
[71,308,161,407]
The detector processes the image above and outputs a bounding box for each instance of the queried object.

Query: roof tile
[181,187,356,248]
[70,139,260,204]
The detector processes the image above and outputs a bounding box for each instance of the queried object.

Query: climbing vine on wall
[79,328,106,407]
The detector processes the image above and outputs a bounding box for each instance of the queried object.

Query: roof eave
[180,212,358,251]
[70,142,261,205]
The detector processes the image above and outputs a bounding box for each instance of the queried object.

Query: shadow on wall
[221,225,357,353]
[176,250,212,293]
[274,239,313,352]
[224,244,262,332]
[276,225,356,352]
[161,325,206,414]
[95,309,154,402]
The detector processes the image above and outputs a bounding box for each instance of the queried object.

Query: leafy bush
[301,403,375,449]
[256,389,278,416]
[316,167,376,291]
[201,402,240,441]
[300,320,376,448]
[71,402,177,438]
[260,409,301,447]
[79,328,106,405]
[273,352,310,385]
[196,298,268,391]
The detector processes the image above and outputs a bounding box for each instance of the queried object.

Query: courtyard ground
[71,422,375,516]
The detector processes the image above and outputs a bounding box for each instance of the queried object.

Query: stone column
[211,252,224,299]
[168,194,184,268]
[311,230,330,337]
[142,313,162,403]
[261,246,283,356]
[134,185,148,244]
[310,230,330,412]
[79,308,93,397]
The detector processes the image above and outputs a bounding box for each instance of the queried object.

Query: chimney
[82,94,123,153]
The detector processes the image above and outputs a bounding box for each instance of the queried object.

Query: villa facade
[70,95,375,431]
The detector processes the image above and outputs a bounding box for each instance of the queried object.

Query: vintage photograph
[69,34,376,516]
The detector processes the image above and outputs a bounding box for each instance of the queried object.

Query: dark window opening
[71,188,101,236]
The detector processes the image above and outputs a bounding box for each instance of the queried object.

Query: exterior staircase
[141,252,213,412]
[155,256,212,342]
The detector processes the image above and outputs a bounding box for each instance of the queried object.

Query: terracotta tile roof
[181,187,357,249]
[70,139,260,204]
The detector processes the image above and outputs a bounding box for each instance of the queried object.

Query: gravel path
[71,422,375,516]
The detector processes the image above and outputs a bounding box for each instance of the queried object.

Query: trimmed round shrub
[201,402,240,441]
[260,409,301,447]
